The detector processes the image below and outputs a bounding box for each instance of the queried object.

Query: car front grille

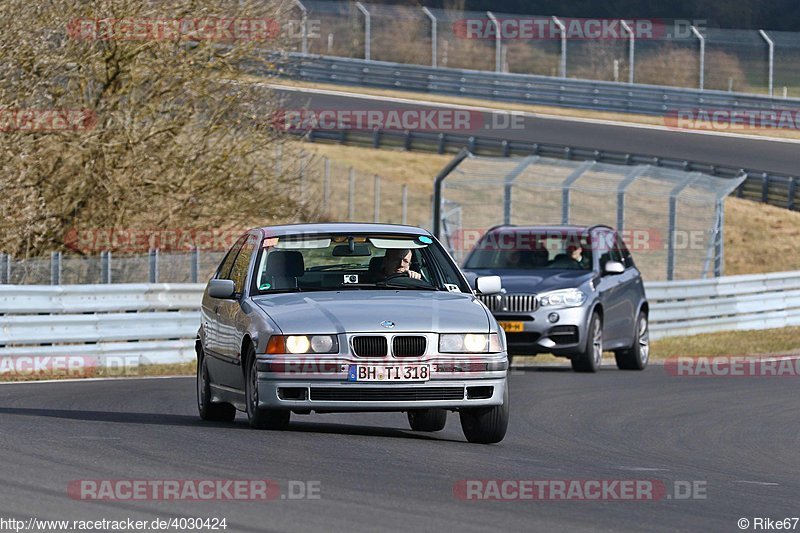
[352,336,388,357]
[309,387,465,402]
[392,336,427,357]
[477,293,538,313]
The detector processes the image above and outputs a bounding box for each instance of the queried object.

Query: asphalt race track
[2,369,798,532]
[273,86,800,176]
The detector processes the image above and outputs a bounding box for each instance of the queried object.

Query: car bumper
[495,306,591,355]
[254,354,508,412]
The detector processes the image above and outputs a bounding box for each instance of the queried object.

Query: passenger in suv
[462,225,649,372]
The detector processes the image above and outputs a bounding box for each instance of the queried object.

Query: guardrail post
[355,2,371,61]
[100,251,112,284]
[620,20,635,83]
[0,253,8,284]
[373,175,381,222]
[552,16,567,77]
[788,177,797,210]
[372,127,380,148]
[348,168,355,220]
[501,139,509,157]
[401,184,408,224]
[487,11,502,72]
[191,247,200,283]
[422,7,437,68]
[294,0,308,54]
[50,251,61,285]
[149,249,159,283]
[761,172,770,203]
[759,30,774,96]
[404,130,412,150]
[322,157,331,213]
[437,133,445,154]
[691,26,705,90]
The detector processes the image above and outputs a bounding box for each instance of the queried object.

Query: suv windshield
[251,233,471,294]
[464,229,592,271]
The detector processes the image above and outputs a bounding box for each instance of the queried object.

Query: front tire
[459,385,509,444]
[197,350,236,422]
[245,346,290,430]
[571,312,603,373]
[407,409,447,432]
[615,312,649,370]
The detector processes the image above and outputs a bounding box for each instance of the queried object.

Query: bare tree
[0,0,315,257]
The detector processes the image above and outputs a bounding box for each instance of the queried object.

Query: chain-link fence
[0,147,433,285]
[436,154,746,281]
[289,1,800,96]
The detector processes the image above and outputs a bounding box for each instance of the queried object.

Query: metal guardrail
[2,276,799,371]
[647,270,800,338]
[297,128,798,212]
[275,53,800,117]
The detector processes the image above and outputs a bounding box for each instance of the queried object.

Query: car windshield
[463,229,592,271]
[251,233,471,294]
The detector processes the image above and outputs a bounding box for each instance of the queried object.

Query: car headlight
[439,333,502,353]
[537,288,587,308]
[267,335,338,354]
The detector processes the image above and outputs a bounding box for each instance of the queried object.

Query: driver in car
[381,248,422,280]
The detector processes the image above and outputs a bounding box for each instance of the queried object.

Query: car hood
[252,290,491,334]
[463,269,595,294]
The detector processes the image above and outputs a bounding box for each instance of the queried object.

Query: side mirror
[603,261,625,275]
[209,279,236,299]
[475,275,502,295]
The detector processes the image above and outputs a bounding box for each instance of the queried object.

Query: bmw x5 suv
[461,225,649,372]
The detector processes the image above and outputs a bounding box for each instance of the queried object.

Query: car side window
[230,234,259,294]
[215,235,247,280]
[597,230,621,270]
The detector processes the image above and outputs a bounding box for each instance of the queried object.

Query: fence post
[759,30,774,96]
[348,168,355,220]
[422,7,437,68]
[191,247,200,283]
[101,251,112,284]
[487,11,502,72]
[788,177,796,211]
[355,2,371,61]
[620,20,635,83]
[691,26,705,90]
[149,249,159,283]
[0,253,7,284]
[50,251,61,285]
[552,16,567,77]
[294,0,308,54]
[322,157,331,214]
[373,175,381,223]
[401,184,408,224]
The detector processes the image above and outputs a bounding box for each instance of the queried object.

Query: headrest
[265,251,304,278]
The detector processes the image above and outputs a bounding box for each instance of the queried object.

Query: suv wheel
[459,385,509,444]
[407,409,447,432]
[571,312,603,373]
[245,346,290,430]
[614,312,649,370]
[197,349,236,422]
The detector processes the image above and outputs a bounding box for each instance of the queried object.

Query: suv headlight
[538,289,586,309]
[439,333,502,353]
[267,335,339,354]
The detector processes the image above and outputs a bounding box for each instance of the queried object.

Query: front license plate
[498,321,524,333]
[347,364,430,382]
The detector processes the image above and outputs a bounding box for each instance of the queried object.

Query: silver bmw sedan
[197,223,509,444]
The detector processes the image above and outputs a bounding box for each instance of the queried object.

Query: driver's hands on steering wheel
[385,270,422,280]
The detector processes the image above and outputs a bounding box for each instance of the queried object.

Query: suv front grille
[352,336,388,357]
[392,336,427,357]
[478,293,538,313]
